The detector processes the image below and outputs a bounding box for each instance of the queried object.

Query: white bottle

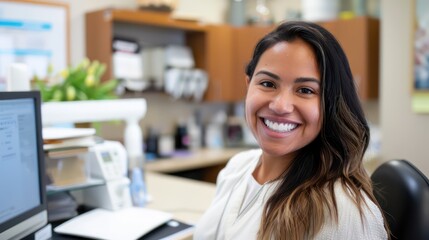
[205,110,227,149]
[187,116,201,150]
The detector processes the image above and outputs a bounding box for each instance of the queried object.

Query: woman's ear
[246,76,251,87]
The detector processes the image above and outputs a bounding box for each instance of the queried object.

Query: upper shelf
[102,8,208,32]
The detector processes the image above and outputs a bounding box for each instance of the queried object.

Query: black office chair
[371,159,429,240]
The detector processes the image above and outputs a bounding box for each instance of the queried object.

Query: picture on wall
[414,0,429,90]
[412,0,429,113]
[0,0,69,91]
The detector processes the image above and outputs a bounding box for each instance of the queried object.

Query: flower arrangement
[35,58,119,102]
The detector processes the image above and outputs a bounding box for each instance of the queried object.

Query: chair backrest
[371,159,429,240]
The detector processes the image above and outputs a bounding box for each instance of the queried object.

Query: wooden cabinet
[86,9,378,102]
[317,17,380,100]
[85,9,207,94]
[85,9,271,102]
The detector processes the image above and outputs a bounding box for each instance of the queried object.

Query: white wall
[52,0,137,66]
[380,0,429,175]
[173,0,228,24]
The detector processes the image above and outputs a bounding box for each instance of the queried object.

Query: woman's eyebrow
[295,77,320,85]
[255,70,280,80]
[255,71,320,85]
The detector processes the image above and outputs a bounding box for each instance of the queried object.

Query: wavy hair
[245,21,388,239]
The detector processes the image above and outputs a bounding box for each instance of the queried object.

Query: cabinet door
[86,10,113,83]
[318,17,379,100]
[204,25,234,101]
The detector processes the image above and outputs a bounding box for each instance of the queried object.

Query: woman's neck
[252,153,294,184]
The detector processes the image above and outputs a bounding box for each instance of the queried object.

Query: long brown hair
[245,21,388,239]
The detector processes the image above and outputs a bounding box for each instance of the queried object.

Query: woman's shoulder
[216,149,261,181]
[332,181,381,218]
[318,182,387,239]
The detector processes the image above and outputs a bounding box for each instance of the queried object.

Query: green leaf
[94,63,106,85]
[98,79,118,94]
[76,90,88,101]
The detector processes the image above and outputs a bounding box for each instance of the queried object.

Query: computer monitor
[0,91,48,240]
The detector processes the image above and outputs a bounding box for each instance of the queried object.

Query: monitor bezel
[0,91,47,238]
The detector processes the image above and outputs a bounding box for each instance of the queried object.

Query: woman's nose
[269,90,294,114]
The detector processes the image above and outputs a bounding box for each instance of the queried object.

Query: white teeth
[264,119,298,132]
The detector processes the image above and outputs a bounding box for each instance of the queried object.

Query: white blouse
[193,149,387,240]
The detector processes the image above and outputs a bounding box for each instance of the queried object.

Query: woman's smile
[261,117,299,133]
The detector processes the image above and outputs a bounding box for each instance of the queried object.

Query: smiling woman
[194,21,389,240]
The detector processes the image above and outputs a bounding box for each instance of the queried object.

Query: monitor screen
[0,91,47,240]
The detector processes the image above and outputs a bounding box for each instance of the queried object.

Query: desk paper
[54,207,172,240]
[43,127,95,140]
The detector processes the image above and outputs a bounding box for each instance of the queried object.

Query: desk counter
[145,147,250,173]
[145,171,216,224]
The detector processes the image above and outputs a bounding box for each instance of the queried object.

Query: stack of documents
[42,127,98,187]
[42,127,97,151]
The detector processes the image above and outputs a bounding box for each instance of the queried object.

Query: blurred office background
[26,0,429,177]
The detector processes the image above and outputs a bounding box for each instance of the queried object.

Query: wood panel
[232,26,274,102]
[85,10,113,82]
[204,25,234,101]
[366,18,380,99]
[318,17,380,100]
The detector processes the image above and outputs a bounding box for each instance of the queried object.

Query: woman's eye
[260,81,275,88]
[298,87,314,94]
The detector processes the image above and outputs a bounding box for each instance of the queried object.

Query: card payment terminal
[82,141,133,210]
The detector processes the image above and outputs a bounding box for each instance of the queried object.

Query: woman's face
[245,39,322,160]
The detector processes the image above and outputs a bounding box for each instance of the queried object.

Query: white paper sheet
[54,207,172,240]
[43,127,95,140]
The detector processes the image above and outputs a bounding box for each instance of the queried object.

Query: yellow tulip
[81,58,90,69]
[88,61,99,75]
[60,69,69,79]
[66,86,76,101]
[85,74,95,87]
